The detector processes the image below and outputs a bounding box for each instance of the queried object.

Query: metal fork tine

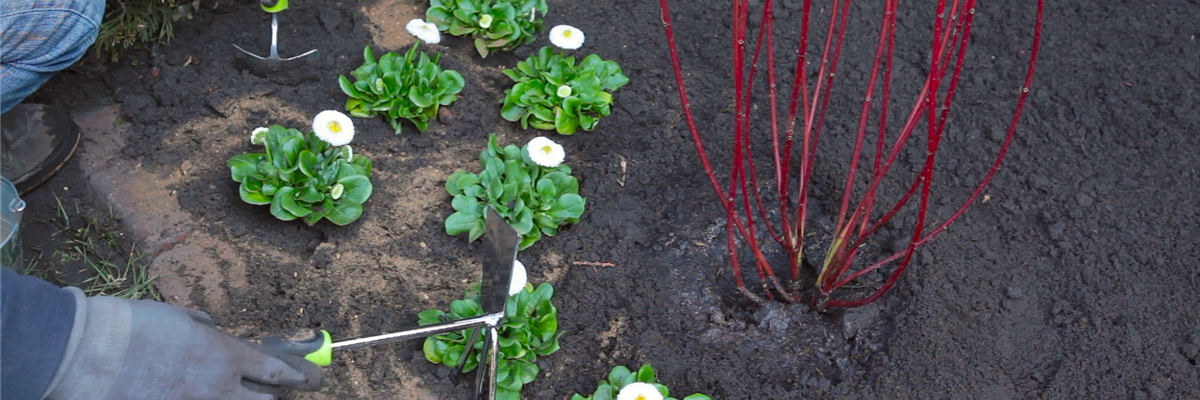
[474,326,500,400]
[232,11,317,63]
[450,326,483,384]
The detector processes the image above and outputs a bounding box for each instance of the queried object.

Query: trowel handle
[254,328,333,366]
[260,0,288,13]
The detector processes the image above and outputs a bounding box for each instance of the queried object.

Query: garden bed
[21,0,1200,398]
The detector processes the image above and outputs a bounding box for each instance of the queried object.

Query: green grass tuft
[15,194,160,300]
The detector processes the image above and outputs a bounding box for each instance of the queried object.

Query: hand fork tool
[232,0,318,73]
[256,207,518,400]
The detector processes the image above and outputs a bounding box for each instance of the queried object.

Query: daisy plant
[501,26,628,135]
[228,111,374,226]
[572,365,713,400]
[444,134,584,249]
[426,0,548,57]
[659,0,1044,307]
[419,278,561,400]
[339,26,465,134]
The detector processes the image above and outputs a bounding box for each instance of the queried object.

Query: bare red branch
[659,0,1044,308]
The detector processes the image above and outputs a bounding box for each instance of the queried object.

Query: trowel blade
[479,207,519,315]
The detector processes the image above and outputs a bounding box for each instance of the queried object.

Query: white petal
[527,136,565,168]
[549,25,585,50]
[407,19,442,44]
[330,183,345,200]
[406,19,428,36]
[420,23,442,43]
[313,110,355,146]
[616,382,664,400]
[251,127,269,145]
[509,260,528,296]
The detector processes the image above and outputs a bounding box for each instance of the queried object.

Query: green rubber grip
[304,330,332,366]
[256,328,333,367]
[260,0,289,13]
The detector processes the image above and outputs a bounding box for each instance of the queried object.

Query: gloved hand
[45,288,323,400]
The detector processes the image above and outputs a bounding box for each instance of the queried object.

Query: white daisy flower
[509,260,528,296]
[526,136,565,168]
[549,25,585,50]
[250,127,269,145]
[312,110,355,146]
[330,183,345,200]
[406,19,442,44]
[479,14,494,29]
[616,382,663,400]
[342,145,354,162]
[556,85,573,98]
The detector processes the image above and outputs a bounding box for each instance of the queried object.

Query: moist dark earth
[18,0,1200,398]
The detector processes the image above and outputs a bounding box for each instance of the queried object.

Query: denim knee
[1,0,106,111]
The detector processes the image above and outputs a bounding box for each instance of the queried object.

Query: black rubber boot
[1,104,82,195]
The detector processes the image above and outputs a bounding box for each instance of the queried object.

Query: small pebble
[1076,193,1095,207]
[1005,286,1024,299]
[1148,385,1165,400]
[1049,221,1066,240]
[437,108,455,125]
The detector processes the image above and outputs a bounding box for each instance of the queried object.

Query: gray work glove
[44,288,323,400]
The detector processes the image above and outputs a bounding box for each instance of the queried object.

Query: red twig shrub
[659,0,1044,308]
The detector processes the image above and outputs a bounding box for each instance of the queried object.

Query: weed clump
[95,0,201,62]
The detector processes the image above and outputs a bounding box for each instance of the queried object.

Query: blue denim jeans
[1,0,104,113]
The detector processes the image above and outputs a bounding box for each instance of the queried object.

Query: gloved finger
[240,379,283,397]
[244,355,325,391]
[235,339,325,391]
[251,345,326,391]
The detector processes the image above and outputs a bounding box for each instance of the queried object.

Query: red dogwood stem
[825,0,1044,307]
[660,0,1043,308]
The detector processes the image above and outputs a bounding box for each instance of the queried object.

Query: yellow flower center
[328,121,342,133]
[635,396,647,400]
[541,145,552,154]
[563,30,572,38]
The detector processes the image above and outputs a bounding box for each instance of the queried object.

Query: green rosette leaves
[501,47,629,134]
[341,45,465,134]
[228,126,373,226]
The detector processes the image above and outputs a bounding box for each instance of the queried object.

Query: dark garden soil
[18,0,1200,398]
